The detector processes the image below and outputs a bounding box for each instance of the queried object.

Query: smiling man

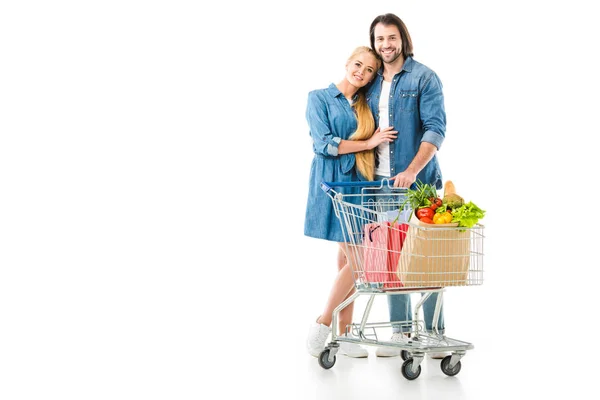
[365,13,449,359]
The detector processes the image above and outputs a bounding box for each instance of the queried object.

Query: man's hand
[392,170,417,188]
[392,142,438,188]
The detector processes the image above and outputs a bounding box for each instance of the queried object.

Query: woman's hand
[366,126,397,150]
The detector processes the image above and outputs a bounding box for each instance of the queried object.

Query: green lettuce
[451,201,485,228]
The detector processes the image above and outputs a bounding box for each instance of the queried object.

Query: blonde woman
[304,46,397,358]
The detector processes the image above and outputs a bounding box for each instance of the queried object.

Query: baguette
[444,180,456,197]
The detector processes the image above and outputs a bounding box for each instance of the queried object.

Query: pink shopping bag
[363,222,408,287]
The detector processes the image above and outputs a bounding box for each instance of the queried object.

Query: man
[366,13,448,359]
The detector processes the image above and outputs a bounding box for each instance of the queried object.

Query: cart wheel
[401,350,411,361]
[401,359,421,380]
[440,355,462,376]
[318,349,336,370]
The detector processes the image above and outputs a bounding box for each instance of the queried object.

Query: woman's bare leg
[337,245,356,335]
[318,244,357,335]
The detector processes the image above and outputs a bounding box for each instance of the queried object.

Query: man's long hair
[369,13,414,57]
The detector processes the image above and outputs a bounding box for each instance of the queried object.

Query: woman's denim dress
[304,83,364,243]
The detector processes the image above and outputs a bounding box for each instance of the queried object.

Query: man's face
[373,23,403,64]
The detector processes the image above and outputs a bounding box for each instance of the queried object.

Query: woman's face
[345,52,378,88]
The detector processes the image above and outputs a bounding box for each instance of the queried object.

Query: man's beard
[380,49,402,64]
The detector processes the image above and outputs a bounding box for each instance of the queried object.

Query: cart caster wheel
[401,359,421,380]
[401,350,411,361]
[318,349,336,369]
[440,355,462,376]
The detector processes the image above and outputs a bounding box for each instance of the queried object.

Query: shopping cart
[317,179,484,380]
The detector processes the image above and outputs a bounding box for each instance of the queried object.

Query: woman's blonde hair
[347,47,381,181]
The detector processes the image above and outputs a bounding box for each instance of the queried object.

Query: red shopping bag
[385,222,408,288]
[363,222,408,288]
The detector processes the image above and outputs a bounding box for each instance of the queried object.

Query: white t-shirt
[375,80,392,177]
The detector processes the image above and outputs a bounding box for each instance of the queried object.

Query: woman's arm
[306,92,343,156]
[337,126,397,154]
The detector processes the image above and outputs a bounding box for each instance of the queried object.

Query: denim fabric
[388,292,445,334]
[366,57,446,189]
[375,164,446,332]
[304,84,363,242]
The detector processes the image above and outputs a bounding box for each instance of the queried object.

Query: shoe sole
[375,350,401,357]
[307,348,323,358]
[340,351,368,358]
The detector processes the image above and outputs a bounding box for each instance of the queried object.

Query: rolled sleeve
[327,137,341,156]
[306,91,342,156]
[422,130,444,149]
[419,73,446,150]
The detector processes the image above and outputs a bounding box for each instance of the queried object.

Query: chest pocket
[398,90,417,112]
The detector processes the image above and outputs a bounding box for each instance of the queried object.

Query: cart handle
[321,179,415,193]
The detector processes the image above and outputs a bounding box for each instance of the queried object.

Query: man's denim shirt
[366,57,446,189]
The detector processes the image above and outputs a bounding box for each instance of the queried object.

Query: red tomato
[416,207,435,220]
[429,197,443,207]
[420,217,434,224]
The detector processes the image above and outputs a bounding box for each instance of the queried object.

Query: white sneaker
[429,352,449,359]
[306,321,331,357]
[375,332,408,357]
[338,333,368,358]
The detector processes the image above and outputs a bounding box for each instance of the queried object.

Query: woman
[304,46,397,358]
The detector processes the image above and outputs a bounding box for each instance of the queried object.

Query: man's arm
[393,72,445,188]
[392,142,437,188]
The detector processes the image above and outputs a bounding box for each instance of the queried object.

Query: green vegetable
[401,180,438,210]
[451,201,485,228]
[443,193,464,209]
[435,204,448,214]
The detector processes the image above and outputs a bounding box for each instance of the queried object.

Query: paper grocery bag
[397,213,471,287]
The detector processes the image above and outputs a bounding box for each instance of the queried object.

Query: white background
[1,0,598,399]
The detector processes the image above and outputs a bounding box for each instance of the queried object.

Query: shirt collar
[377,56,414,77]
[327,83,358,102]
[327,83,342,97]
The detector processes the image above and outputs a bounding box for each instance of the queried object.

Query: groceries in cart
[405,180,485,228]
[359,180,486,289]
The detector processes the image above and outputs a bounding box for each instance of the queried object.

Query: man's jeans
[373,175,445,334]
[388,291,445,334]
